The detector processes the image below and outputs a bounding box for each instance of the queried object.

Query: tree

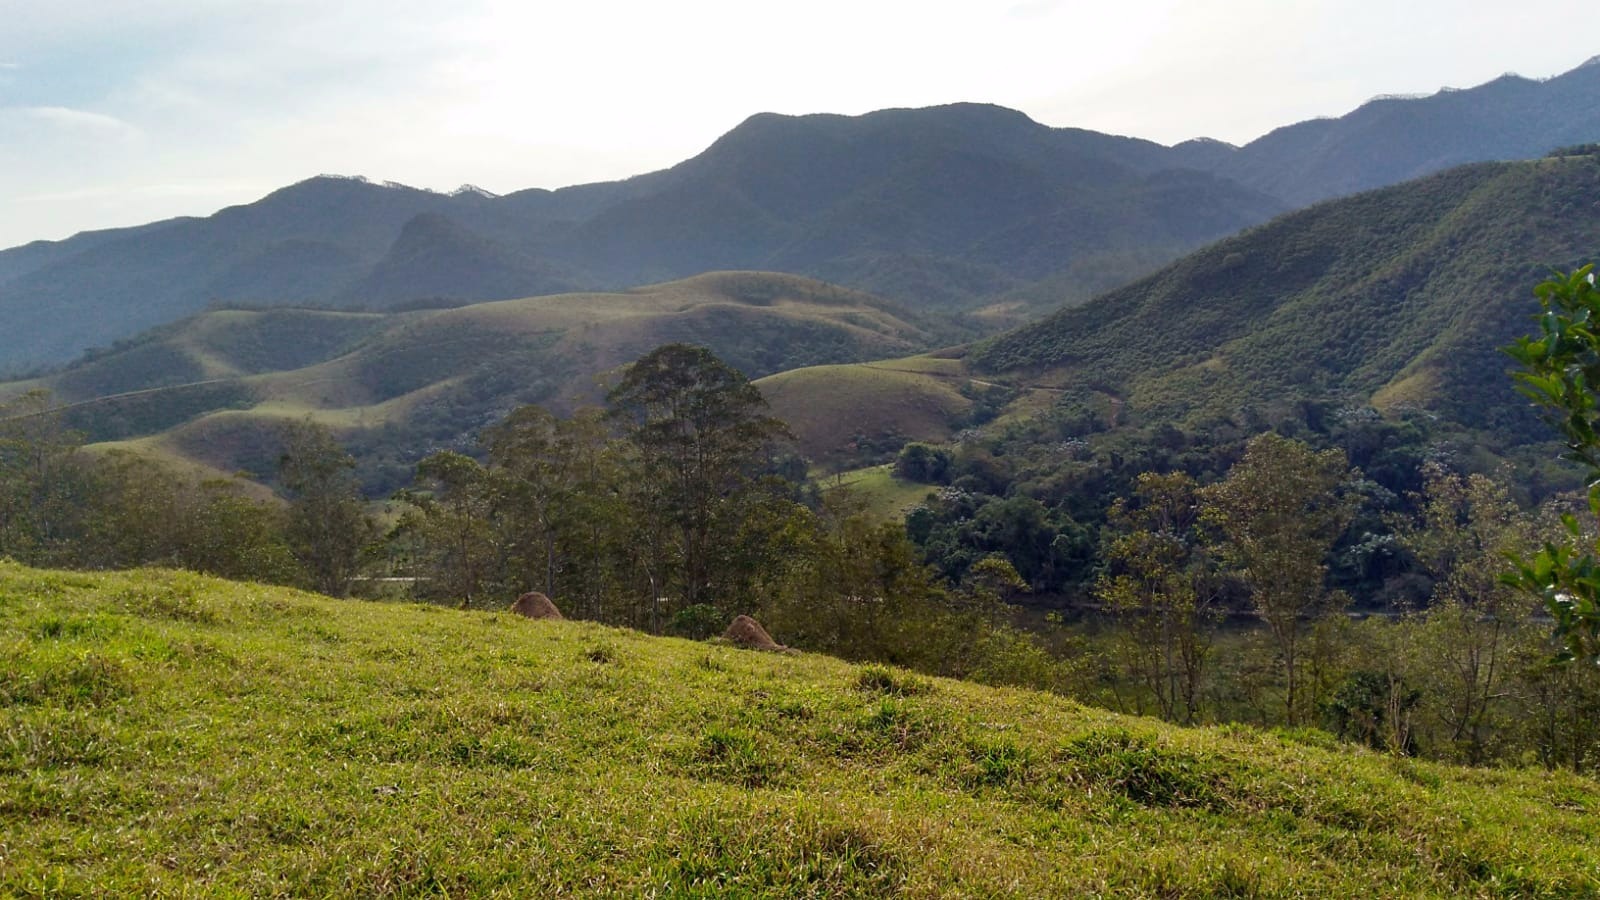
[894,442,951,484]
[182,479,300,584]
[1202,432,1356,725]
[279,421,374,597]
[965,554,1028,624]
[1503,264,1600,662]
[0,391,88,563]
[1394,464,1537,762]
[399,451,501,607]
[484,406,631,620]
[1096,471,1218,724]
[605,344,789,621]
[761,491,934,661]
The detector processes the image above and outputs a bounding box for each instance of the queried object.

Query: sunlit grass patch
[1,561,1598,896]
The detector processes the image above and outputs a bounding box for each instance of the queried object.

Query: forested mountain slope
[971,155,1600,439]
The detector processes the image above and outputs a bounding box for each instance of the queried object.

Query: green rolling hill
[21,156,1598,495]
[756,352,1061,472]
[0,272,951,490]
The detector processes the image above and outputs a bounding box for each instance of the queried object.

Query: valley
[6,38,1600,897]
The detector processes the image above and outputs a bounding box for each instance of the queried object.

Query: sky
[0,0,1595,249]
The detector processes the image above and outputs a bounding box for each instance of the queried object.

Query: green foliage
[87,452,301,583]
[607,343,792,611]
[387,344,1001,687]
[972,159,1600,443]
[59,381,258,444]
[1547,143,1600,158]
[482,407,631,619]
[0,391,89,563]
[1321,670,1421,755]
[668,603,724,640]
[1202,433,1357,725]
[394,451,500,607]
[0,392,299,585]
[892,441,951,484]
[1503,264,1600,662]
[1392,463,1538,762]
[1506,267,1600,473]
[1096,471,1218,724]
[279,421,376,597]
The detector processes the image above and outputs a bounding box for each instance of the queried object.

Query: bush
[893,443,951,484]
[669,604,726,641]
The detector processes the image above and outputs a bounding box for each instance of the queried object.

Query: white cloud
[10,105,141,139]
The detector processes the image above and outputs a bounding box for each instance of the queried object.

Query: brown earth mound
[723,614,785,651]
[510,591,563,620]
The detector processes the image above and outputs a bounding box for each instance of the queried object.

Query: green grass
[758,356,1065,470]
[756,363,973,468]
[4,562,1600,896]
[854,355,968,376]
[822,465,936,519]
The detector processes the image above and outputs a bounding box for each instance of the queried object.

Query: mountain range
[11,149,1598,493]
[4,57,1599,371]
[721,152,1600,472]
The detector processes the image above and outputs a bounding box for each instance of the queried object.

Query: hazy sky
[1,0,1595,249]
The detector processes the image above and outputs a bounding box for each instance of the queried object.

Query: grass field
[756,362,973,468]
[758,354,1072,471]
[4,562,1600,896]
[821,464,936,519]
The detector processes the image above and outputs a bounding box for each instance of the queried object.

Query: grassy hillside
[757,359,973,469]
[757,352,1064,470]
[0,272,950,490]
[4,561,1600,896]
[972,156,1600,438]
[821,464,937,520]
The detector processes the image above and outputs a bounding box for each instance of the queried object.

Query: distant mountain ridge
[1174,57,1600,206]
[3,58,1599,370]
